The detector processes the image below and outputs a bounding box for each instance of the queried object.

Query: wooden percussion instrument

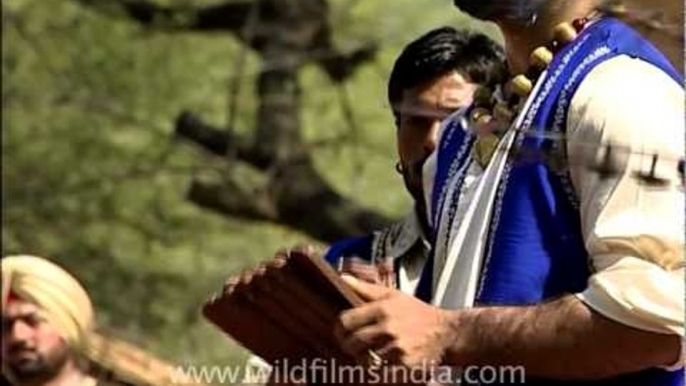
[203,249,364,367]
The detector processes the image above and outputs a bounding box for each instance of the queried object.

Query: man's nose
[422,121,440,155]
[10,320,34,343]
[423,138,436,156]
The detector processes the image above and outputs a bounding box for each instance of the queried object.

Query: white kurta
[370,210,429,295]
[567,56,684,337]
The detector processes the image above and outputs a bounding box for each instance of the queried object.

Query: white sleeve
[566,55,684,367]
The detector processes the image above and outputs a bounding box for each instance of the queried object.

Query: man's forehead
[418,71,470,93]
[398,71,476,118]
[406,72,471,100]
[4,299,41,317]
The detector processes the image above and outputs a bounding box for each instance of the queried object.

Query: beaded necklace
[470,14,601,168]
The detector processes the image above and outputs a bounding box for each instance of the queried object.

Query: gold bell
[510,75,533,98]
[553,22,578,45]
[470,108,492,125]
[474,134,500,168]
[604,1,627,15]
[530,47,554,70]
[493,103,515,124]
[473,87,494,108]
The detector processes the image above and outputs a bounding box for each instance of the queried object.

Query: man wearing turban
[2,255,205,386]
[2,255,101,386]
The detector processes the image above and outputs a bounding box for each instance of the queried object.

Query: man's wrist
[439,308,477,367]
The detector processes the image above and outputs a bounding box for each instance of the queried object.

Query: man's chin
[8,358,53,383]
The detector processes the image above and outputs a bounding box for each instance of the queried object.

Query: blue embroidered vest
[418,17,683,386]
[324,235,374,266]
[324,213,426,276]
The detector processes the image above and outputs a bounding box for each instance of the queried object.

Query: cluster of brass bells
[470,17,592,168]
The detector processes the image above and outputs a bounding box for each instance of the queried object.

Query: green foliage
[2,0,497,371]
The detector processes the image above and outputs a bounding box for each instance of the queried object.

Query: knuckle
[377,303,392,320]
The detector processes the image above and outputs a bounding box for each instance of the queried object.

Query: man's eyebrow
[3,310,40,320]
[433,103,466,117]
[399,103,458,118]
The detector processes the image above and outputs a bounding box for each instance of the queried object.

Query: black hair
[387,27,506,122]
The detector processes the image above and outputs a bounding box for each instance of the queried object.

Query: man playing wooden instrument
[245,27,506,385]
[325,27,505,295]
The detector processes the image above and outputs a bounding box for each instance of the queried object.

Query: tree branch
[70,0,392,241]
[270,159,392,243]
[315,42,378,83]
[186,157,393,243]
[174,112,272,169]
[74,0,253,32]
[73,0,377,81]
[187,177,277,222]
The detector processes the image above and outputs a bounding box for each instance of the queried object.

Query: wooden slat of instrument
[202,249,364,368]
[216,277,310,363]
[85,332,209,386]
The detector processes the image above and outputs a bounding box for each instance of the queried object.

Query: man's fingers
[291,244,316,257]
[341,274,393,301]
[274,248,290,261]
[375,344,404,366]
[340,325,393,359]
[340,262,381,284]
[334,303,384,341]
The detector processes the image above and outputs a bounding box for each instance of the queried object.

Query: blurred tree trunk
[74,0,391,243]
[619,0,683,70]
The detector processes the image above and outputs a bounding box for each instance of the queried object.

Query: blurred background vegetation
[2,0,498,372]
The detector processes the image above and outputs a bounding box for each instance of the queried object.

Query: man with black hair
[334,1,684,385]
[325,27,505,294]
[245,29,505,385]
